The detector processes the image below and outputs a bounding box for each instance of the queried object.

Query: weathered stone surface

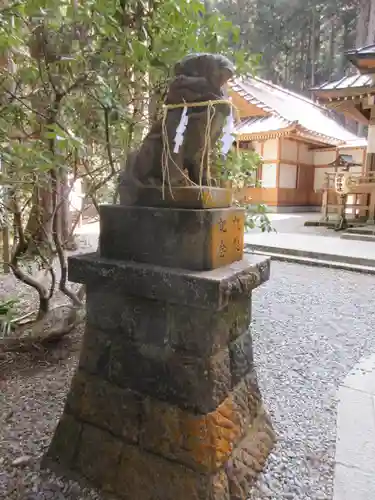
[109,339,231,413]
[226,411,276,500]
[78,326,111,376]
[75,424,122,492]
[99,205,244,271]
[120,185,232,209]
[86,288,167,346]
[65,370,141,443]
[48,226,274,500]
[168,295,251,356]
[84,288,251,358]
[140,376,260,472]
[228,296,252,342]
[43,413,81,468]
[229,331,254,386]
[116,444,229,500]
[118,53,234,206]
[68,253,270,310]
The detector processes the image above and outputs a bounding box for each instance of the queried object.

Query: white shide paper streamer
[173,106,189,153]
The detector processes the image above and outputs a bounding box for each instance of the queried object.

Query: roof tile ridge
[232,77,296,124]
[249,75,334,113]
[232,77,277,114]
[294,123,346,146]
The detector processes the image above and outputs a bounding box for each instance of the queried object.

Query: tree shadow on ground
[0,326,83,380]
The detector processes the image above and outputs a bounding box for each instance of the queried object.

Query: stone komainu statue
[119,53,235,205]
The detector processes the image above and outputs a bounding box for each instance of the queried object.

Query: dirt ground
[0,328,109,500]
[0,220,104,500]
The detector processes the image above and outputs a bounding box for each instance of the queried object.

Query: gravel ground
[0,231,103,500]
[1,258,375,499]
[249,262,375,500]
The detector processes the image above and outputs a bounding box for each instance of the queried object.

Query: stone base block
[44,388,275,500]
[44,252,275,498]
[99,205,245,270]
[68,253,270,311]
[61,369,261,473]
[44,417,231,499]
[119,185,233,209]
[227,411,276,500]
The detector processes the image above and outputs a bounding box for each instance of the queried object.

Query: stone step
[244,249,375,275]
[341,233,375,242]
[344,226,375,236]
[244,240,375,269]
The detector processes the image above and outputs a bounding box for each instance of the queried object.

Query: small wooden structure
[314,44,375,225]
[320,161,375,227]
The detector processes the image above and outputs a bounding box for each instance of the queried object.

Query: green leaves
[0,0,256,205]
[0,298,20,339]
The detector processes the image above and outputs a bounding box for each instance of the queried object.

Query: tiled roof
[313,45,375,92]
[236,115,293,135]
[346,44,375,57]
[313,73,374,91]
[339,138,368,149]
[232,76,362,146]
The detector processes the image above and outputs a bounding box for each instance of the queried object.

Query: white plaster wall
[299,143,314,164]
[279,164,297,189]
[252,141,263,155]
[261,163,277,188]
[349,165,363,174]
[263,139,278,160]
[281,139,298,162]
[314,166,335,191]
[313,150,336,166]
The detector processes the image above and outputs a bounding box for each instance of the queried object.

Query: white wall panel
[279,164,297,188]
[281,139,298,162]
[263,139,278,159]
[261,163,277,188]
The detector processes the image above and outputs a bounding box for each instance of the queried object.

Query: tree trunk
[340,13,351,74]
[58,167,75,249]
[303,26,312,90]
[367,0,375,44]
[310,9,316,88]
[327,16,335,79]
[357,0,370,48]
[25,183,53,251]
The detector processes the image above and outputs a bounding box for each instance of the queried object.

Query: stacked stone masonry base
[43,205,275,499]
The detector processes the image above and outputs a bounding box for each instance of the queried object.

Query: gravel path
[249,262,375,500]
[1,260,375,499]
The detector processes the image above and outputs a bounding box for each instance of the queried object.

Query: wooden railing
[320,171,375,224]
[322,171,375,190]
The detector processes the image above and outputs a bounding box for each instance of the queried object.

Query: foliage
[0,298,20,338]
[0,0,263,341]
[219,149,273,232]
[214,0,372,114]
[219,149,261,188]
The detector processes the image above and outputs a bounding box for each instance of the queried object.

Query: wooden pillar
[358,147,368,219]
[368,192,375,224]
[276,137,281,185]
[365,105,375,172]
[276,137,281,207]
[258,141,264,184]
[321,189,329,221]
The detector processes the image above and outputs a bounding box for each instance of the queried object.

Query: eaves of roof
[231,78,355,146]
[235,116,344,147]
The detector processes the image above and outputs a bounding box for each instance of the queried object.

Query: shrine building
[229,76,367,211]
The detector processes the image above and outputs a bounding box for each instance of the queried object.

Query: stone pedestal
[43,201,275,499]
[99,205,245,270]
